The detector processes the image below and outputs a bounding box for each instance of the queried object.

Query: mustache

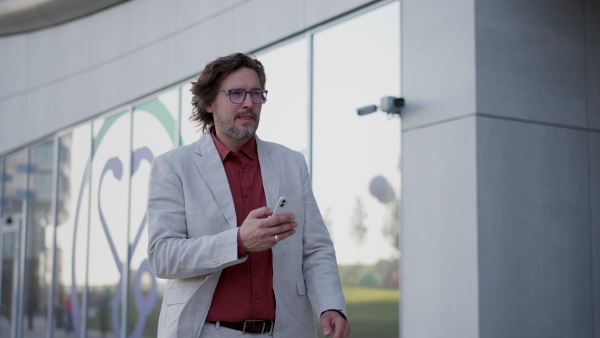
[234,109,257,119]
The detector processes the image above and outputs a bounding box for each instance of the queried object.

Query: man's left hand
[320,311,350,338]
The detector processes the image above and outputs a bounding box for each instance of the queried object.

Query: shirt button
[252,271,257,276]
[254,298,259,303]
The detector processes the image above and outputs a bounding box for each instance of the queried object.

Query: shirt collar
[210,128,258,162]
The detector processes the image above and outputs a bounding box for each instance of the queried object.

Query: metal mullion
[17,147,31,338]
[0,158,3,217]
[0,222,4,338]
[11,217,22,338]
[307,33,314,178]
[82,124,93,338]
[121,105,134,338]
[176,86,182,147]
[47,138,60,338]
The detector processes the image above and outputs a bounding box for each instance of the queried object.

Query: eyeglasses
[220,89,268,104]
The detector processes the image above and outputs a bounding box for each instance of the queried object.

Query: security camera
[356,97,404,116]
[380,96,404,114]
[356,104,378,116]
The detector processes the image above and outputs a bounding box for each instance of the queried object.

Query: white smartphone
[272,197,302,217]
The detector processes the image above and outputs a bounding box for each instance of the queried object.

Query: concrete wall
[401,0,599,337]
[400,0,479,337]
[0,0,377,155]
[476,0,599,337]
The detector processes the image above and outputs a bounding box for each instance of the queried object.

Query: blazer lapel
[257,137,280,209]
[193,134,237,229]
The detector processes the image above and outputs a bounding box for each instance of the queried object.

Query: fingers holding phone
[240,198,301,252]
[269,197,301,246]
[272,197,302,217]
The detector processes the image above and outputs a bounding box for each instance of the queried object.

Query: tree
[322,206,335,239]
[350,197,368,252]
[382,195,400,256]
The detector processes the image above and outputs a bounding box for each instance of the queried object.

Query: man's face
[206,67,263,146]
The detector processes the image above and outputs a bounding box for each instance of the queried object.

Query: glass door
[1,150,28,338]
[0,215,22,338]
[311,2,401,337]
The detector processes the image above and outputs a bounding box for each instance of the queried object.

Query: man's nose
[241,93,255,108]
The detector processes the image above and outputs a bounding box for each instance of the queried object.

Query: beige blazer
[147,133,346,337]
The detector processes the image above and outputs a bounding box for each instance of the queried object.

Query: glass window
[0,4,402,337]
[21,141,55,338]
[256,38,310,157]
[1,150,28,338]
[129,89,179,337]
[0,220,19,338]
[55,124,92,337]
[180,83,201,146]
[88,110,131,337]
[312,2,401,336]
[1,150,27,218]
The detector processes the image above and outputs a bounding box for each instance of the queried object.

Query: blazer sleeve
[146,154,246,279]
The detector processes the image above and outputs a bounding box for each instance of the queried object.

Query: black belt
[209,320,274,334]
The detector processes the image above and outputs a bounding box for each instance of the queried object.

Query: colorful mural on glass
[67,94,177,337]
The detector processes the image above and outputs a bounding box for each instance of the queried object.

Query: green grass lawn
[316,286,399,338]
[90,285,399,337]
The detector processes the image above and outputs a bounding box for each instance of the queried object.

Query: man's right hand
[239,206,297,252]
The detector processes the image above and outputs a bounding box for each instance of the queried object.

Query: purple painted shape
[69,146,158,338]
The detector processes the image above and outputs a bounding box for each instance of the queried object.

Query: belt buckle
[242,320,266,334]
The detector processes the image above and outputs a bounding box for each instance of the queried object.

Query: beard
[216,109,259,141]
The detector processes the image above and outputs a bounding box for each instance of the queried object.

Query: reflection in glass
[88,111,131,337]
[129,90,178,337]
[0,230,18,338]
[55,125,91,337]
[180,82,201,146]
[0,3,403,337]
[1,150,27,338]
[1,150,27,220]
[312,2,400,336]
[22,141,54,337]
[257,38,310,157]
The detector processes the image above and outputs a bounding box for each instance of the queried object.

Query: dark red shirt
[205,131,275,321]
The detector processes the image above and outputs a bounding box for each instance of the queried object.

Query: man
[147,53,349,338]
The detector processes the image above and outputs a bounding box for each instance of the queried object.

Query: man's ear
[205,103,213,113]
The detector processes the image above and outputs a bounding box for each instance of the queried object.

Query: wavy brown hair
[189,53,266,133]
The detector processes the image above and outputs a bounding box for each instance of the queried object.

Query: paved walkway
[0,316,111,338]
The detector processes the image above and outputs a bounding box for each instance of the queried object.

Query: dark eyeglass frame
[220,89,268,104]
